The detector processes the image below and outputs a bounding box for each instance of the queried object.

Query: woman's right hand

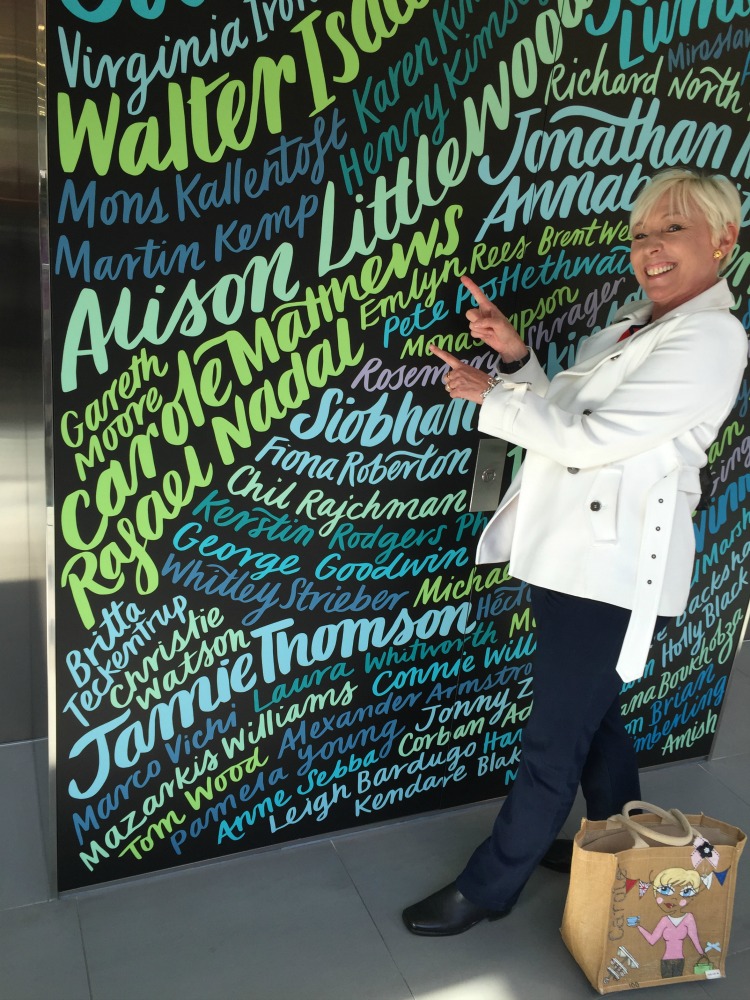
[462,275,528,362]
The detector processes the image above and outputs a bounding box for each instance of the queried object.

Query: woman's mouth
[645,263,677,277]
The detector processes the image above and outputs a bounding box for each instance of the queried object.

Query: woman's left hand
[430,344,493,405]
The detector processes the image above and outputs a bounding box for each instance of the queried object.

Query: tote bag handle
[610,800,700,849]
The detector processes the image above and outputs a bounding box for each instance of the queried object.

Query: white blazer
[476,280,748,680]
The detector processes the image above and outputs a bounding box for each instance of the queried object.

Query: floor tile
[710,668,750,759]
[335,803,593,999]
[732,640,750,679]
[77,842,410,1000]
[694,946,750,998]
[639,759,750,829]
[334,799,502,939]
[3,650,750,1000]
[0,742,51,909]
[701,754,750,808]
[0,900,89,1000]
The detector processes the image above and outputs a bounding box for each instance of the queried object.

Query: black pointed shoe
[539,838,573,874]
[402,882,510,936]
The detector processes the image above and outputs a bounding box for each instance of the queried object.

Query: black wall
[46,0,750,889]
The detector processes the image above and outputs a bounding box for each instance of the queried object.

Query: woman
[403,169,747,936]
[637,868,706,978]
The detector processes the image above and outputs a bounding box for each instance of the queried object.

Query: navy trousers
[456,586,646,911]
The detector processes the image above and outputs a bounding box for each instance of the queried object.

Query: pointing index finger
[429,344,462,368]
[461,275,493,309]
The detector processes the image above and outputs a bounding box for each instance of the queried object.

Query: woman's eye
[658,885,674,895]
[632,233,647,240]
[666,224,685,233]
[680,887,697,898]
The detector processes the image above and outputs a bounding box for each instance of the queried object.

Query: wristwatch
[498,351,531,374]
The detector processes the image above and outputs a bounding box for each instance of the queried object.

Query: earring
[713,250,723,259]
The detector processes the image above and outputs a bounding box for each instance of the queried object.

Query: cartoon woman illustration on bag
[636,868,706,978]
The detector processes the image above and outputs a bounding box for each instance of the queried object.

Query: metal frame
[36,0,57,894]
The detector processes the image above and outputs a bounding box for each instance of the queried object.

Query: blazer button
[568,467,579,474]
[590,501,602,511]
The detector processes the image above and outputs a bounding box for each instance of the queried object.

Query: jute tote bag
[561,800,746,993]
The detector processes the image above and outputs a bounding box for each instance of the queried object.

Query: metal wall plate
[469,437,508,512]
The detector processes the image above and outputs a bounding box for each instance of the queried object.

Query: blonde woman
[637,868,706,978]
[404,170,747,936]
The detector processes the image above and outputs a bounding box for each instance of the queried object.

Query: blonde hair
[629,169,741,246]
[652,867,702,893]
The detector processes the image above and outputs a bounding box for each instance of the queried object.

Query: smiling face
[630,191,737,320]
[653,869,701,914]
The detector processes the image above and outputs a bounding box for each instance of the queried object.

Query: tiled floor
[2,647,749,1000]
